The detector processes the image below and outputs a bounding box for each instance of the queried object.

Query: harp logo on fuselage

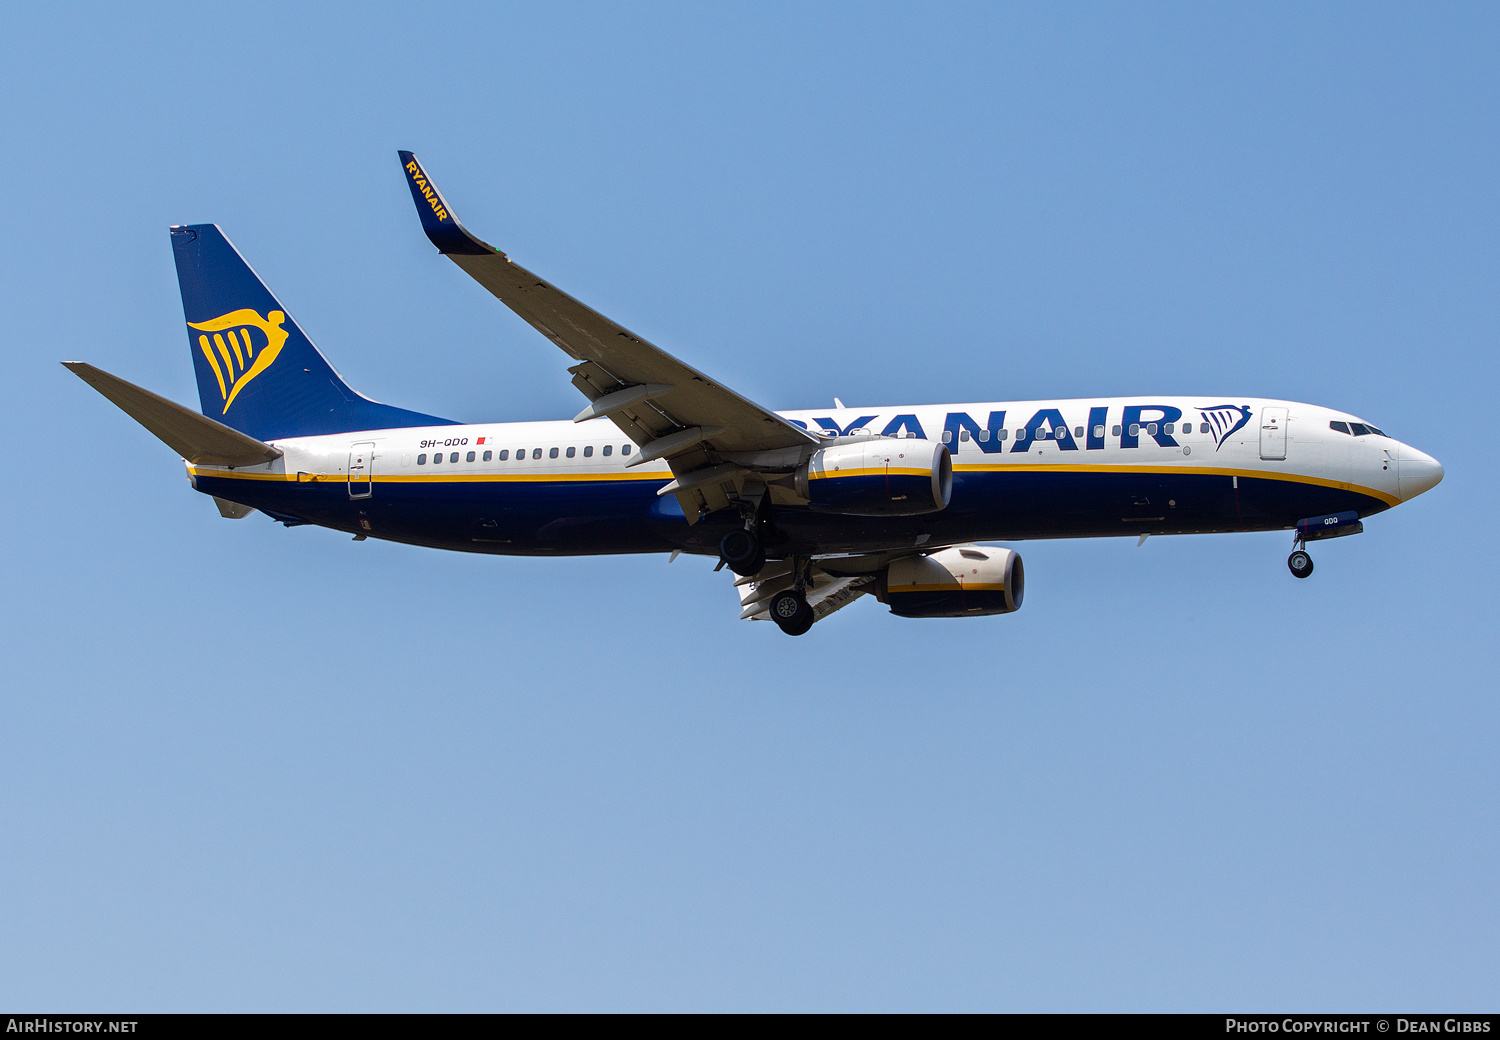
[188,308,289,413]
[1197,405,1253,450]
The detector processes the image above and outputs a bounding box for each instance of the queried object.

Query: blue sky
[1,2,1496,1011]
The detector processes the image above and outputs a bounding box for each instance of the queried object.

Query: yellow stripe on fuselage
[187,466,672,483]
[187,460,1398,507]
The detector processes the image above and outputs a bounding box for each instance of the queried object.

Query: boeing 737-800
[65,153,1444,635]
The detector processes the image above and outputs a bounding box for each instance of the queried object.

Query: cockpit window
[1349,422,1372,436]
[1367,425,1387,437]
[1330,421,1350,435]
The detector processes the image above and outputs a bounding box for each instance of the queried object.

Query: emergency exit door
[1259,408,1287,461]
[348,442,374,498]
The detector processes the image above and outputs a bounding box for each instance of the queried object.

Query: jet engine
[877,545,1024,617]
[794,438,951,516]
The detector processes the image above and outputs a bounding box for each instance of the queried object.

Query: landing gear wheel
[1288,550,1314,579]
[720,529,765,577]
[770,589,814,636]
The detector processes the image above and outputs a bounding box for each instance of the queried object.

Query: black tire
[770,589,814,636]
[720,529,764,577]
[1288,550,1314,579]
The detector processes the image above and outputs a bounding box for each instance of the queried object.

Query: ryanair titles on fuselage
[794,402,1254,453]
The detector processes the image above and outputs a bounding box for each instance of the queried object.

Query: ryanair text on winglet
[406,161,449,222]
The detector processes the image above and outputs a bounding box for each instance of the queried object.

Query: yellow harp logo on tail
[188,309,289,414]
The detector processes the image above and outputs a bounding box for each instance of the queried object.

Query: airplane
[65,152,1444,636]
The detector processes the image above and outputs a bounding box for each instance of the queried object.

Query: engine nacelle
[794,438,952,516]
[879,545,1024,618]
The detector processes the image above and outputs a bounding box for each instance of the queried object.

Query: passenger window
[417,453,427,465]
[1164,423,1174,434]
[1200,423,1210,434]
[1073,426,1083,438]
[448,452,458,463]
[622,445,632,455]
[482,451,492,461]
[466,451,476,462]
[1129,424,1140,437]
[566,446,576,458]
[433,452,443,464]
[532,448,542,459]
[1093,425,1105,438]
[959,429,969,442]
[977,430,989,442]
[1113,425,1122,436]
[602,444,612,457]
[1015,429,1025,439]
[1147,423,1157,436]
[549,447,559,459]
[1330,421,1350,435]
[499,450,508,460]
[583,445,593,457]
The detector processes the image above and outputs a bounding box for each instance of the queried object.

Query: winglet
[397,151,498,256]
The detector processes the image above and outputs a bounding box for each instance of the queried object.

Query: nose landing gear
[1287,549,1314,578]
[1286,510,1363,579]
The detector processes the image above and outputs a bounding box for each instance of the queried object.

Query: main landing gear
[770,587,814,636]
[719,486,777,577]
[720,490,811,635]
[719,528,765,577]
[721,529,813,635]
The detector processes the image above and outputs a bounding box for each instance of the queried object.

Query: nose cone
[1397,444,1444,501]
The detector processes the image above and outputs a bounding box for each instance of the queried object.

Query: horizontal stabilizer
[214,496,256,519]
[63,362,283,466]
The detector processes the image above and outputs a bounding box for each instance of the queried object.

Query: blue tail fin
[171,224,457,441]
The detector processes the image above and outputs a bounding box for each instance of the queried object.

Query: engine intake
[879,545,1023,618]
[794,438,951,516]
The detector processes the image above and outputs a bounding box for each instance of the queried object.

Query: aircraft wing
[398,151,819,522]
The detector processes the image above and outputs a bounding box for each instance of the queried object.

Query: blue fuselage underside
[195,469,1389,557]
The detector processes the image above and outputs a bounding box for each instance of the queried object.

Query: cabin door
[1259,408,1287,461]
[348,442,374,499]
